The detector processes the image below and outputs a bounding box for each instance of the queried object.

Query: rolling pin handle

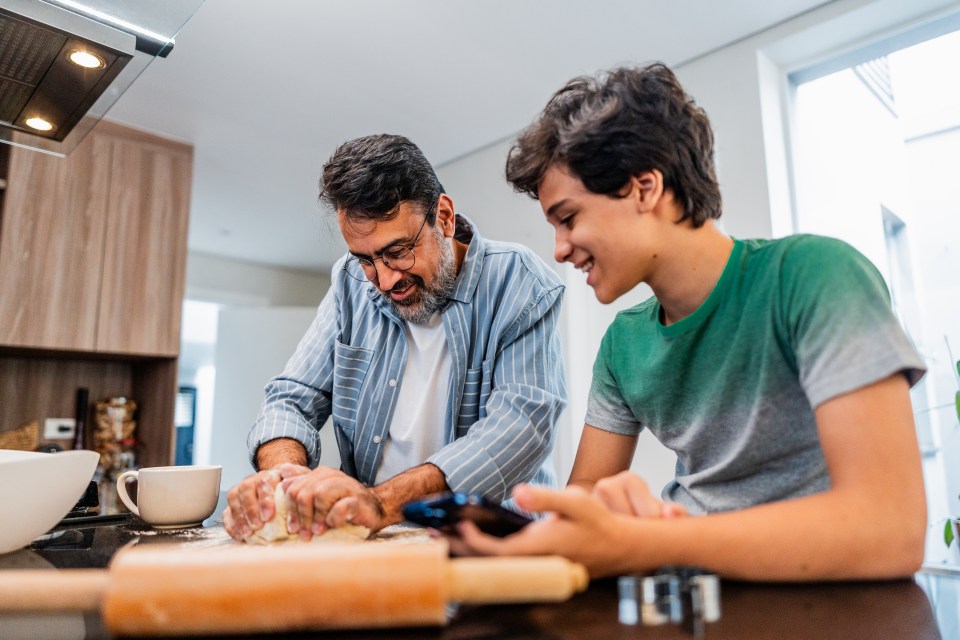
[0,569,108,611]
[447,556,589,604]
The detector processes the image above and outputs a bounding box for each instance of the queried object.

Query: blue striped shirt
[248,215,566,501]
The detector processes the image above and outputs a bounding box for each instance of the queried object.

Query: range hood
[0,0,203,156]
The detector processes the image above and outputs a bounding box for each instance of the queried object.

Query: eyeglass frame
[342,193,440,282]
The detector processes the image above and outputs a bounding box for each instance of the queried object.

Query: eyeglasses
[343,196,438,282]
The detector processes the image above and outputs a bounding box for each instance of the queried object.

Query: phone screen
[402,492,532,537]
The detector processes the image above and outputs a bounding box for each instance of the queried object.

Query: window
[790,26,960,565]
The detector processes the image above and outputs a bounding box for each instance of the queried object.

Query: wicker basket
[0,420,40,451]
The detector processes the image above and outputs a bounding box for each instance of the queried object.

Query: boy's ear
[631,170,664,213]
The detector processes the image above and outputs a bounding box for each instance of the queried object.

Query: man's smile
[383,277,420,304]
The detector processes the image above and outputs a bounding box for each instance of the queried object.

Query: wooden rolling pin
[1,542,587,636]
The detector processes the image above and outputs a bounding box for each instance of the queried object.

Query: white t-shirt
[375,313,451,484]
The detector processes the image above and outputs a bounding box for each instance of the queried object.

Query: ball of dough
[242,483,370,544]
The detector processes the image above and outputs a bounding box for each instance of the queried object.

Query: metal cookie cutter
[618,567,721,637]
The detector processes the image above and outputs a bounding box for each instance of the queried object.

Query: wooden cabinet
[0,122,193,467]
[0,121,192,355]
[0,134,112,350]
[96,124,191,356]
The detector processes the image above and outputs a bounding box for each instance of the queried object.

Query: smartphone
[402,492,532,537]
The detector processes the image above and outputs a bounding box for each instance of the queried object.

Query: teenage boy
[450,64,927,581]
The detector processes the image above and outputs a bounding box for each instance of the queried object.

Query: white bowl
[0,449,100,555]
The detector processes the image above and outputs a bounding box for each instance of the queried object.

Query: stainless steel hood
[0,0,203,156]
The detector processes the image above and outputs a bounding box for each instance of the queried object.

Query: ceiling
[104,0,834,273]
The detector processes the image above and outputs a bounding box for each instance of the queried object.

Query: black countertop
[2,510,959,640]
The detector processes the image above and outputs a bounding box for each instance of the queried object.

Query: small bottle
[72,387,89,450]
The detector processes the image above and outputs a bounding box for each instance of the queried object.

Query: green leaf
[947,520,956,547]
[956,390,960,424]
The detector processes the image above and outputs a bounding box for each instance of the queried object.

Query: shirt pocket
[332,339,374,433]
[457,358,493,434]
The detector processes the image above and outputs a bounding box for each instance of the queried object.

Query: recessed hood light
[0,0,203,157]
[0,1,135,146]
[68,49,104,68]
[25,116,53,131]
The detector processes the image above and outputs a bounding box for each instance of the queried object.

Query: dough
[243,484,370,545]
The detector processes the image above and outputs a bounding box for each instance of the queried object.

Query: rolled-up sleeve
[429,283,566,502]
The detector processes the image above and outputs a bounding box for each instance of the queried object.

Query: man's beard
[381,231,456,325]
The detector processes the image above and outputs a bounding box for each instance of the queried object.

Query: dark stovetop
[26,490,232,569]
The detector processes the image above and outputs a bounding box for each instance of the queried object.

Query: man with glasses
[224,134,566,541]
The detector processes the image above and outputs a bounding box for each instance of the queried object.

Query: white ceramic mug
[116,465,222,528]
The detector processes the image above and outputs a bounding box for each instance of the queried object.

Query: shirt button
[373,435,382,444]
[389,379,397,387]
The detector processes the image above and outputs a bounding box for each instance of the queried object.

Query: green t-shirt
[586,235,925,514]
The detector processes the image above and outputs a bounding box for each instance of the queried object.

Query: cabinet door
[96,128,192,355]
[0,136,112,350]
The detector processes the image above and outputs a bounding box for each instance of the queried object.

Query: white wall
[181,254,331,481]
[437,0,960,493]
[186,251,330,307]
[207,306,329,489]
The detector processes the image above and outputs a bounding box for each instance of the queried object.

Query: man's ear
[435,193,456,237]
[631,170,664,213]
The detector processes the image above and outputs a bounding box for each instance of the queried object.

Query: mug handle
[116,470,141,516]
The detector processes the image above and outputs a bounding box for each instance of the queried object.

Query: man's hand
[591,471,687,518]
[223,463,309,541]
[223,438,310,542]
[282,467,386,539]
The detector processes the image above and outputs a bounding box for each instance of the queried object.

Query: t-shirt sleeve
[585,326,643,435]
[781,236,926,408]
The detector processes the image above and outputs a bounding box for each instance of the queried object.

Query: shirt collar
[446,214,482,305]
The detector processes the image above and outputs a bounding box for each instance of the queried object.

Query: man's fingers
[288,485,317,539]
[228,480,263,535]
[325,497,359,530]
[224,468,285,538]
[257,470,281,522]
[277,463,310,479]
[224,490,249,538]
[284,477,335,535]
[222,507,242,541]
[240,483,264,531]
[277,467,383,536]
